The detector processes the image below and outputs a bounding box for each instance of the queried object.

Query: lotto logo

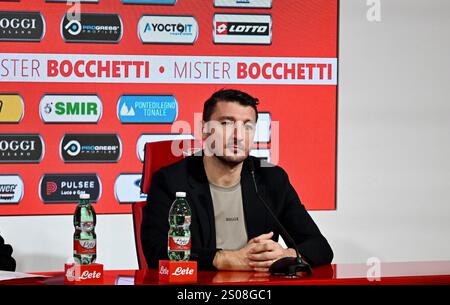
[213,14,272,45]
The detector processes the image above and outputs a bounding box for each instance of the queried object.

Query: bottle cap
[175,192,186,198]
[80,193,90,200]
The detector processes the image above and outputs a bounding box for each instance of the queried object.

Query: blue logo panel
[117,95,178,123]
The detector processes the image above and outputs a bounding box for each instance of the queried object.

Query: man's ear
[201,120,209,139]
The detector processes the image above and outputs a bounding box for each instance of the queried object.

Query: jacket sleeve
[277,169,334,267]
[0,235,16,272]
[141,170,172,269]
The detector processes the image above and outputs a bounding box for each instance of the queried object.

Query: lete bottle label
[74,239,96,255]
[168,236,191,251]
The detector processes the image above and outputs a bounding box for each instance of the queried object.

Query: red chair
[133,139,202,269]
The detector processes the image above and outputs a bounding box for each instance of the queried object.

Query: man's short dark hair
[202,89,259,122]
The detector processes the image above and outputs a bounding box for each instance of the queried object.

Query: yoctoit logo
[0,134,44,163]
[213,14,272,44]
[40,95,102,123]
[0,175,24,204]
[62,13,122,43]
[147,22,192,34]
[60,134,121,163]
[0,11,45,41]
[39,174,101,203]
[138,15,198,44]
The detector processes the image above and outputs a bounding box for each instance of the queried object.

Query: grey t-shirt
[209,182,248,250]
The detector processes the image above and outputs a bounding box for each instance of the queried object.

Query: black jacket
[141,155,333,270]
[0,234,16,271]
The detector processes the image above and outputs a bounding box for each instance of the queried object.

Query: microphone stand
[248,159,312,276]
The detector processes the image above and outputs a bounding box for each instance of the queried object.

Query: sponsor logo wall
[0,0,338,216]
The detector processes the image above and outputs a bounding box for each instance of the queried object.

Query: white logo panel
[40,95,102,123]
[136,134,195,162]
[214,14,272,45]
[114,174,147,203]
[138,15,198,44]
[254,112,271,143]
[0,175,24,204]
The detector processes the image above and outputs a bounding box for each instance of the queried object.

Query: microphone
[247,158,312,276]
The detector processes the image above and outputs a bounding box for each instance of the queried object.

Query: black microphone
[247,158,312,276]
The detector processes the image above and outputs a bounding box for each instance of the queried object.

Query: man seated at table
[141,89,333,271]
[0,234,16,271]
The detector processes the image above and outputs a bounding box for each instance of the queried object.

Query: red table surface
[4,261,450,285]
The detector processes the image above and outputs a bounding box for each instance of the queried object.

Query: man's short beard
[215,153,247,167]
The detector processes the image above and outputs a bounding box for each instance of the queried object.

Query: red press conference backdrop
[0,0,338,215]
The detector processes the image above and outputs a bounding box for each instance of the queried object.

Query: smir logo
[46,182,57,195]
[40,95,102,123]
